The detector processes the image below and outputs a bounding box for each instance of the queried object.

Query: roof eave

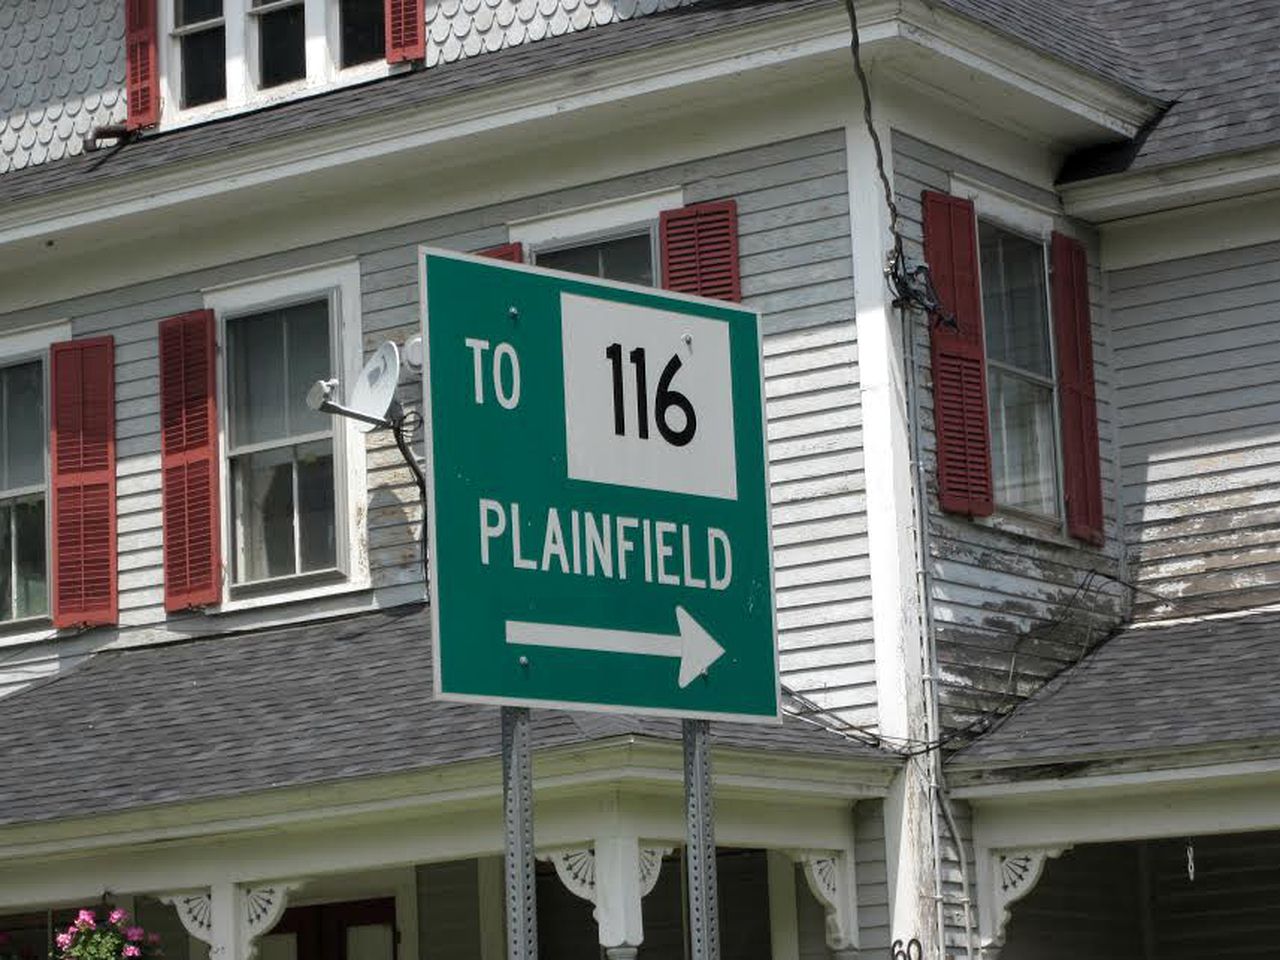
[0,734,899,863]
[1061,143,1280,222]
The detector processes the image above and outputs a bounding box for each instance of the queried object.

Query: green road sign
[421,248,779,722]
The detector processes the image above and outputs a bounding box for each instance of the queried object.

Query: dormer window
[251,0,307,89]
[340,0,385,68]
[152,0,420,127]
[174,0,226,108]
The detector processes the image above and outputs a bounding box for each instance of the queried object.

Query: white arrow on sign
[505,606,725,688]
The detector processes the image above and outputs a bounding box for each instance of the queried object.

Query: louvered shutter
[922,191,994,517]
[479,242,524,262]
[660,200,741,302]
[50,338,117,628]
[125,0,159,130]
[386,0,425,62]
[160,311,223,610]
[1051,232,1104,545]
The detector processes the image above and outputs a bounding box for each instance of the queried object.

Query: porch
[0,606,899,959]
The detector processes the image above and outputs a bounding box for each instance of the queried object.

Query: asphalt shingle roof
[934,0,1280,175]
[0,0,828,206]
[0,604,891,828]
[1,0,1276,201]
[949,610,1280,771]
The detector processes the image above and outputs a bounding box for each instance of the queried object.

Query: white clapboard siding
[892,130,1127,731]
[1111,239,1280,613]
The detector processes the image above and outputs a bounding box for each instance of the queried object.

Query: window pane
[229,312,287,449]
[598,233,654,286]
[233,447,296,582]
[258,934,297,960]
[182,26,227,107]
[177,0,222,26]
[259,4,307,88]
[989,370,1059,517]
[0,504,10,622]
[14,499,47,619]
[4,361,44,490]
[284,300,332,437]
[346,925,394,960]
[537,244,599,278]
[980,221,1051,376]
[538,234,654,287]
[296,441,336,573]
[340,0,385,67]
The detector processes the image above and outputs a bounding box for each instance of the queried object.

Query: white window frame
[0,322,69,648]
[158,0,392,130]
[950,177,1073,539]
[204,260,369,612]
[509,188,684,284]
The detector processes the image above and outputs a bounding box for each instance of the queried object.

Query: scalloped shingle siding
[0,0,691,174]
[0,0,127,174]
[424,0,692,67]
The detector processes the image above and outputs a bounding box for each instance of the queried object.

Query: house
[0,0,1277,957]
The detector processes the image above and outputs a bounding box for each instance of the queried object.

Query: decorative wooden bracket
[540,844,672,904]
[540,843,673,952]
[160,881,304,960]
[789,849,856,954]
[983,847,1069,953]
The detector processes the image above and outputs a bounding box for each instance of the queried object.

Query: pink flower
[55,933,73,950]
[125,927,145,943]
[109,909,128,926]
[146,933,162,945]
[75,909,96,929]
[123,946,141,958]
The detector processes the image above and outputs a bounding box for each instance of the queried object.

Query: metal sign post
[502,706,538,960]
[419,249,780,960]
[684,719,720,960]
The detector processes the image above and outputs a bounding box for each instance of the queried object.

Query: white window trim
[509,188,685,258]
[949,176,1072,538]
[204,260,369,613]
[158,0,393,131]
[0,321,69,649]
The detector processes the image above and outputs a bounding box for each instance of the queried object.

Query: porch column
[541,841,671,958]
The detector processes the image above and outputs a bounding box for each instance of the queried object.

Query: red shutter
[922,191,993,518]
[160,311,223,611]
[125,0,159,130]
[660,200,741,302]
[479,242,524,262]
[1052,232,1104,545]
[50,338,117,629]
[385,0,425,63]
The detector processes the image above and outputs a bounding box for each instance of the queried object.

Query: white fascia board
[950,754,1280,802]
[894,0,1156,137]
[0,4,871,248]
[1062,144,1280,222]
[0,738,895,863]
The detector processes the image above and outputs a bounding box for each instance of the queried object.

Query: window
[174,0,226,107]
[251,0,307,89]
[339,0,385,67]
[536,232,655,287]
[979,220,1060,519]
[157,0,405,126]
[0,361,47,623]
[226,300,336,583]
[205,261,367,606]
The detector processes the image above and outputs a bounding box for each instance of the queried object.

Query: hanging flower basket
[54,911,163,960]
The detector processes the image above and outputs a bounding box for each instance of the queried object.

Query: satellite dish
[347,341,401,433]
